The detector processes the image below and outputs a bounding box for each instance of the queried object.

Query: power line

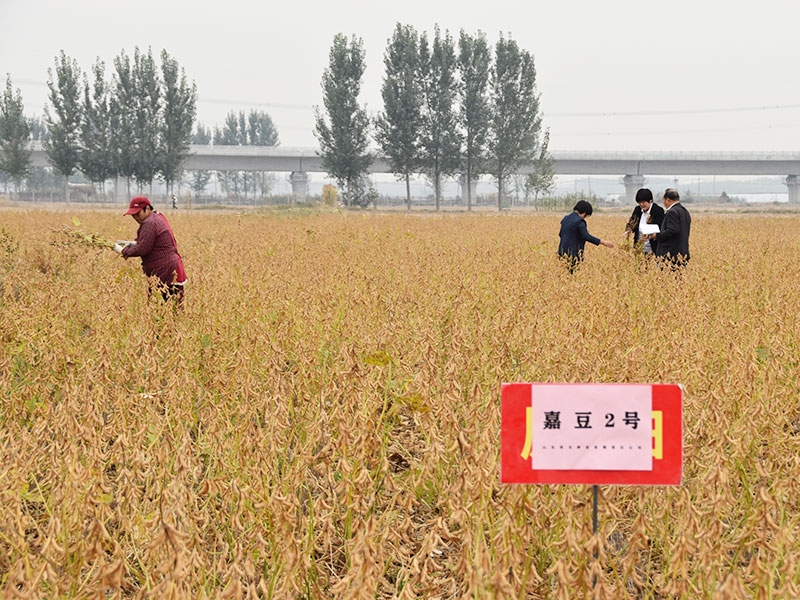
[199,97,314,111]
[13,76,800,117]
[554,121,800,136]
[548,105,800,118]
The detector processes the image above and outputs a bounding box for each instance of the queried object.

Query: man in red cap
[115,196,187,305]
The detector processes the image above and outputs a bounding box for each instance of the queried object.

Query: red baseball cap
[124,196,152,215]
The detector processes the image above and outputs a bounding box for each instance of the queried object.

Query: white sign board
[530,384,652,471]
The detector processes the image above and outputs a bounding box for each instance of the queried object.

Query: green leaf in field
[415,478,437,508]
[20,488,44,502]
[365,349,393,367]
[72,216,81,227]
[755,347,769,362]
[146,424,159,447]
[115,266,138,283]
[396,393,429,413]
[25,396,42,414]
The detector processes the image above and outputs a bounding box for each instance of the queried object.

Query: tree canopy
[372,26,547,210]
[375,23,423,210]
[457,29,491,211]
[130,47,161,188]
[314,33,373,207]
[5,27,551,208]
[80,59,114,189]
[160,49,198,195]
[213,110,278,146]
[0,75,32,196]
[44,50,83,203]
[487,34,543,210]
[418,26,461,210]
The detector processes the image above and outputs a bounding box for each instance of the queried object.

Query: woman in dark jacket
[625,188,665,254]
[558,200,615,272]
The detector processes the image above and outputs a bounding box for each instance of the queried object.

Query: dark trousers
[559,253,581,274]
[149,280,185,307]
[657,254,689,271]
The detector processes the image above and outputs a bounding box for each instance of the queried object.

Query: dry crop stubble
[0,209,799,598]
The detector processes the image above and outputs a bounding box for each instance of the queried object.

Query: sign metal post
[501,383,683,590]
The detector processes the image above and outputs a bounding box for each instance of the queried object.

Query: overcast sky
[2,0,799,153]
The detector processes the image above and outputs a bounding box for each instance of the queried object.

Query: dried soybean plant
[50,216,117,250]
[0,208,799,598]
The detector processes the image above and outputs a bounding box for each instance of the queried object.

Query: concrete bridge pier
[290,171,309,202]
[785,175,800,203]
[459,174,479,207]
[622,174,646,205]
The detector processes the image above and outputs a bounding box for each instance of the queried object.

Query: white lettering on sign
[531,384,652,471]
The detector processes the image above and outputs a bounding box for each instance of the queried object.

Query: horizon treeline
[2,26,555,209]
[1,48,197,202]
[313,24,554,209]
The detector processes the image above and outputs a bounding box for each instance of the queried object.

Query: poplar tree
[44,51,83,204]
[111,51,137,197]
[213,110,279,146]
[246,110,279,198]
[374,23,423,210]
[525,129,555,204]
[189,123,212,197]
[28,116,49,141]
[418,26,461,210]
[160,49,197,200]
[0,75,32,198]
[214,111,245,197]
[193,123,212,145]
[488,34,542,210]
[314,33,372,207]
[457,30,491,211]
[247,110,279,146]
[131,47,161,190]
[80,59,114,195]
[25,117,52,200]
[239,108,252,198]
[215,112,243,145]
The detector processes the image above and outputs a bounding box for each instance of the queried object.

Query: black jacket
[558,211,601,259]
[627,203,665,250]
[654,202,691,263]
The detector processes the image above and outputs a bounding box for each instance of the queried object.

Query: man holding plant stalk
[114,196,187,305]
[557,199,615,272]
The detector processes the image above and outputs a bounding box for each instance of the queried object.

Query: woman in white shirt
[625,188,665,254]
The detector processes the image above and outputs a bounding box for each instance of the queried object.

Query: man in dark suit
[558,199,615,272]
[625,188,665,254]
[651,188,691,268]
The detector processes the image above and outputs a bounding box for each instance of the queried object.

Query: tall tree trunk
[433,177,438,211]
[64,175,71,206]
[434,167,441,211]
[467,166,472,212]
[405,173,411,211]
[497,175,503,211]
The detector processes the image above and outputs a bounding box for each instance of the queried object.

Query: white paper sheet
[640,223,660,235]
